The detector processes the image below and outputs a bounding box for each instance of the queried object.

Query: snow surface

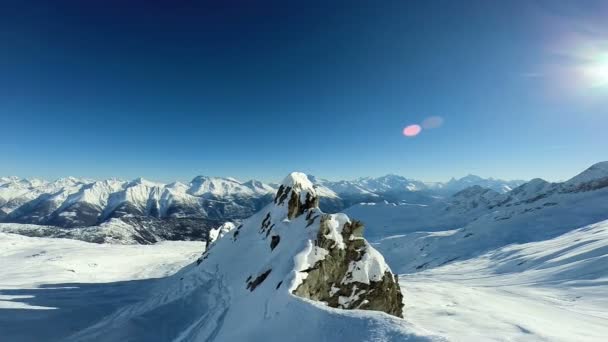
[399,219,608,341]
[0,175,440,342]
[2,164,608,341]
[208,221,236,244]
[3,217,607,341]
[369,180,608,274]
[0,233,204,289]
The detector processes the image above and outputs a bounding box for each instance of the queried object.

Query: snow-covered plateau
[1,163,608,341]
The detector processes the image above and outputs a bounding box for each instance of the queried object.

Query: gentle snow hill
[0,232,205,341]
[398,218,608,341]
[29,172,439,342]
[0,232,204,288]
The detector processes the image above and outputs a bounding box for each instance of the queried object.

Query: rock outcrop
[199,172,404,318]
[293,215,404,316]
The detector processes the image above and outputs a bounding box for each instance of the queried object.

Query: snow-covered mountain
[346,161,608,272]
[430,174,525,194]
[0,173,428,342]
[310,173,523,213]
[3,168,607,341]
[0,175,278,242]
[0,175,275,224]
[0,171,525,245]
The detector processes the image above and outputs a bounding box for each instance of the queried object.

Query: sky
[1,0,607,183]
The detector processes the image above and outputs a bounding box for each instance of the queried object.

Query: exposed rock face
[293,216,404,317]
[271,172,403,317]
[274,173,319,219]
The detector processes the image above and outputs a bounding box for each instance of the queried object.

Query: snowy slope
[0,232,204,288]
[2,162,606,342]
[0,173,440,342]
[2,165,608,341]
[68,173,410,340]
[399,219,608,341]
[373,183,608,273]
[2,213,606,341]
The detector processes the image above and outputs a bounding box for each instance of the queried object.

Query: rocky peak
[293,214,404,317]
[198,172,404,320]
[274,172,319,219]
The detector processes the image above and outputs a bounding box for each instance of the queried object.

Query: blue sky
[1,0,607,183]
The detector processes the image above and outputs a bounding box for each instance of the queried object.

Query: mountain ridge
[0,172,527,226]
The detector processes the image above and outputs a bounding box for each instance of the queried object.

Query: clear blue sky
[1,0,607,183]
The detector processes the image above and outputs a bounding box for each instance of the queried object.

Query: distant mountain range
[0,173,524,228]
[1,162,607,247]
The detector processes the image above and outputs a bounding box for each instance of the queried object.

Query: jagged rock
[270,235,280,250]
[293,216,404,317]
[246,269,272,291]
[237,172,404,317]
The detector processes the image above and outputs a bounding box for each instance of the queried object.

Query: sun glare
[582,54,608,88]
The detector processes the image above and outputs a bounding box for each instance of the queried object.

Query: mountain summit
[68,172,406,340]
[206,171,404,317]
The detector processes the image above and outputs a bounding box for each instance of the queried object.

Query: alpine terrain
[0,173,434,341]
[1,164,607,341]
[0,174,523,244]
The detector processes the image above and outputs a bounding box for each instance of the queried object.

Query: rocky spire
[274,172,319,219]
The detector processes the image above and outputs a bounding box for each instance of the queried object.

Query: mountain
[431,174,525,194]
[3,169,607,341]
[0,175,279,242]
[313,173,524,212]
[0,175,276,222]
[0,172,428,342]
[0,172,525,244]
[345,161,608,272]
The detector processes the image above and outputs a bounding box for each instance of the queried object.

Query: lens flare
[403,124,422,137]
[422,116,444,129]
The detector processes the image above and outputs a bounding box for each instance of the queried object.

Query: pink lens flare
[403,124,422,137]
[422,116,444,129]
